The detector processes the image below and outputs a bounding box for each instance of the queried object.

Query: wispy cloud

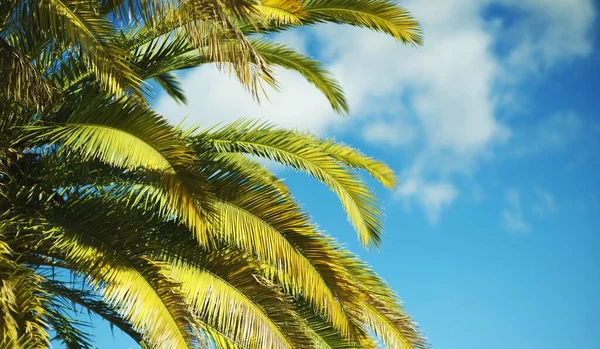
[513,112,585,157]
[502,188,530,233]
[532,187,557,217]
[395,177,458,225]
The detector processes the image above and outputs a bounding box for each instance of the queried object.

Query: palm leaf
[318,139,396,189]
[33,199,199,349]
[154,72,188,104]
[195,120,384,248]
[250,39,348,113]
[302,0,422,45]
[32,0,141,94]
[22,95,214,245]
[254,0,307,25]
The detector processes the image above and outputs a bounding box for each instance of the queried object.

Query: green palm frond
[318,139,396,188]
[250,39,348,113]
[44,308,95,349]
[338,252,427,349]
[43,280,146,347]
[254,0,307,24]
[154,72,188,104]
[195,120,384,248]
[294,298,361,349]
[30,0,141,94]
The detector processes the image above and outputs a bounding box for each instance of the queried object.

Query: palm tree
[0,0,426,348]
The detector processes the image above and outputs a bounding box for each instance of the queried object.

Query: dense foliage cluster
[0,0,426,347]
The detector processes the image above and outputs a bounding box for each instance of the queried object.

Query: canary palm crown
[0,0,427,348]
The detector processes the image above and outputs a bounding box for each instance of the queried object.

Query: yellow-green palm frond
[318,139,397,189]
[166,250,310,349]
[338,251,427,349]
[0,250,50,349]
[208,152,291,195]
[254,0,307,25]
[30,0,141,94]
[205,170,364,338]
[250,39,348,113]
[34,199,200,349]
[195,120,384,248]
[22,96,215,245]
[24,97,194,171]
[302,0,422,45]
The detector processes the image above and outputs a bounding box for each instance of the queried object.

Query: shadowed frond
[0,242,50,348]
[154,72,188,104]
[30,0,141,94]
[294,298,361,349]
[43,280,146,347]
[0,38,56,108]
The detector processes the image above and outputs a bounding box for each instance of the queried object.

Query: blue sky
[74,0,599,348]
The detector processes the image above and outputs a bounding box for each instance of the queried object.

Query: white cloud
[155,65,338,132]
[395,177,458,224]
[532,187,557,217]
[502,188,530,233]
[154,0,596,223]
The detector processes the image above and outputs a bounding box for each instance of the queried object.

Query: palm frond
[338,251,427,349]
[254,0,307,25]
[42,279,146,346]
[0,245,50,348]
[318,139,396,189]
[167,251,309,349]
[154,72,188,104]
[294,298,361,349]
[206,169,364,337]
[250,39,348,113]
[302,0,422,45]
[22,96,214,245]
[31,0,141,94]
[33,199,200,349]
[0,38,56,108]
[195,120,384,248]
